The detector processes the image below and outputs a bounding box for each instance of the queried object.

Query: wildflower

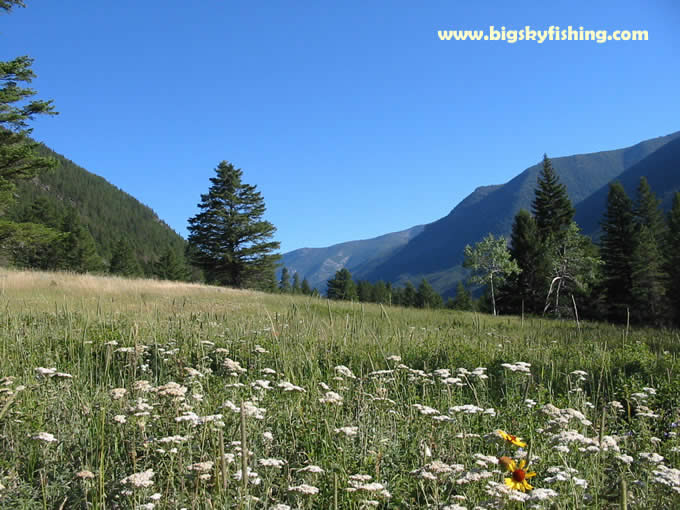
[288,483,319,495]
[76,470,95,480]
[335,426,359,438]
[499,457,536,492]
[278,381,306,392]
[121,469,154,488]
[335,365,356,379]
[299,465,325,474]
[32,432,57,443]
[187,461,214,473]
[319,391,343,405]
[259,458,287,468]
[113,414,127,424]
[497,429,527,447]
[111,388,127,400]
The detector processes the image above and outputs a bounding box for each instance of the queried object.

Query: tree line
[465,155,680,327]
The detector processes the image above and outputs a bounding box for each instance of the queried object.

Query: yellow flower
[497,429,527,448]
[500,458,536,492]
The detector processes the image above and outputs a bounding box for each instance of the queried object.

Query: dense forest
[2,144,194,279]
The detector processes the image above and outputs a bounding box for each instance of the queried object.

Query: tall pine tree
[279,267,291,293]
[326,268,357,301]
[187,161,280,288]
[631,177,666,324]
[505,209,544,314]
[1,2,57,212]
[531,154,574,242]
[600,182,636,321]
[665,193,680,326]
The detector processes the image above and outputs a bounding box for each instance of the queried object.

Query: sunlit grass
[1,268,679,508]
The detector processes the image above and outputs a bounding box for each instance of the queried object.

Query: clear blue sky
[2,0,679,253]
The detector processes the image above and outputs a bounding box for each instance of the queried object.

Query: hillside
[575,135,680,238]
[8,143,186,268]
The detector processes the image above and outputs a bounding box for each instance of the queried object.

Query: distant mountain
[9,143,186,270]
[363,130,680,295]
[575,136,680,239]
[280,130,680,297]
[279,225,424,291]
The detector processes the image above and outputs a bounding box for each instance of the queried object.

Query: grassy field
[1,269,679,509]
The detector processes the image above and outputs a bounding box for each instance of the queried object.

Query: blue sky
[2,0,679,253]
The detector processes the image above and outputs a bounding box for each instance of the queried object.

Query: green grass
[1,269,679,509]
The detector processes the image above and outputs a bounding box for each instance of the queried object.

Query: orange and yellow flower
[499,456,536,492]
[497,429,527,448]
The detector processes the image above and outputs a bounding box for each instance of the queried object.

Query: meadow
[0,269,679,509]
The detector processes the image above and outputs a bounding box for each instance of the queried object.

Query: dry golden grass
[0,268,257,296]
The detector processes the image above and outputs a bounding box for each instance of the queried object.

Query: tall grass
[0,268,679,508]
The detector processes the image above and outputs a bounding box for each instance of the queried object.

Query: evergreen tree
[154,246,187,281]
[0,220,61,269]
[600,182,636,321]
[634,177,665,240]
[449,281,473,310]
[109,238,141,277]
[372,280,389,304]
[20,196,61,229]
[666,193,680,326]
[630,177,666,324]
[416,279,442,309]
[505,209,545,314]
[464,233,520,316]
[279,267,291,293]
[356,280,373,302]
[326,268,357,301]
[631,225,665,324]
[1,2,57,212]
[292,272,301,294]
[531,154,574,242]
[401,281,417,308]
[60,210,104,273]
[301,277,312,296]
[187,161,280,288]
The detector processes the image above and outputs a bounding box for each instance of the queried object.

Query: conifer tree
[279,267,291,293]
[301,277,312,296]
[60,209,104,273]
[631,225,665,324]
[600,182,636,321]
[326,268,357,301]
[665,193,680,325]
[531,154,574,241]
[292,272,301,294]
[505,209,544,314]
[356,280,373,302]
[416,279,442,308]
[154,247,187,281]
[372,280,390,304]
[449,281,473,310]
[401,281,417,308]
[630,177,666,323]
[187,161,280,288]
[1,2,57,212]
[109,238,141,277]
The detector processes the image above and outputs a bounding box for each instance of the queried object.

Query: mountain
[362,130,680,295]
[575,136,680,238]
[280,130,680,297]
[279,224,424,291]
[8,143,186,270]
